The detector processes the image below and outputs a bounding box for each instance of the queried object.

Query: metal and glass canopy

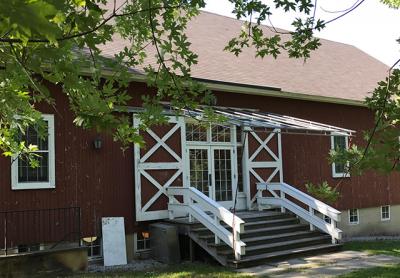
[130,104,355,136]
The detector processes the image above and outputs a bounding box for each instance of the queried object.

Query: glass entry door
[188,146,235,208]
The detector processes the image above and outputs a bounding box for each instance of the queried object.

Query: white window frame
[185,121,236,146]
[381,205,390,221]
[133,232,151,254]
[330,133,350,178]
[81,236,102,260]
[348,208,359,225]
[11,114,55,190]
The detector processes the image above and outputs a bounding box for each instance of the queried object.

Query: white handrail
[167,186,246,260]
[257,182,342,243]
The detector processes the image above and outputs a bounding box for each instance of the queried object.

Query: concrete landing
[237,250,400,277]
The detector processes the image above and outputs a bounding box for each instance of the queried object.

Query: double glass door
[188,146,236,208]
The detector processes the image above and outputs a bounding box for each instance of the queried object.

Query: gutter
[82,68,367,108]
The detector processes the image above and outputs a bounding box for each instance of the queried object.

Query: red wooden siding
[212,90,398,210]
[0,83,136,237]
[0,81,398,241]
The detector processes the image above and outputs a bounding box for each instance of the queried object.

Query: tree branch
[0,4,183,44]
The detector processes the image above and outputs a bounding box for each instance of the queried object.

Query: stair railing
[256,182,342,243]
[167,186,246,260]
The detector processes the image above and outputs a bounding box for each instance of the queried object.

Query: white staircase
[167,182,343,268]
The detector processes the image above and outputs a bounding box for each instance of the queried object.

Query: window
[349,208,359,224]
[236,145,244,192]
[17,243,41,253]
[331,134,350,178]
[185,122,233,144]
[82,237,102,260]
[135,231,151,253]
[211,125,231,142]
[11,114,55,190]
[236,127,244,193]
[186,123,207,142]
[381,205,390,221]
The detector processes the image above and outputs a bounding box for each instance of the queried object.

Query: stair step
[198,234,218,241]
[242,217,298,229]
[219,235,331,256]
[197,218,300,233]
[197,223,310,243]
[230,243,342,267]
[241,223,310,238]
[207,231,326,251]
[243,230,323,245]
[235,211,293,222]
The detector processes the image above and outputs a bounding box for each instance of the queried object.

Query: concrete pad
[237,250,400,277]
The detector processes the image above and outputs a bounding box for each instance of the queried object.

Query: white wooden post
[168,193,174,220]
[214,215,220,244]
[235,252,241,260]
[331,220,336,244]
[188,195,193,223]
[280,190,286,213]
[243,128,251,210]
[258,187,264,211]
[309,207,315,231]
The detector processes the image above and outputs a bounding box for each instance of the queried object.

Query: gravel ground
[88,259,166,273]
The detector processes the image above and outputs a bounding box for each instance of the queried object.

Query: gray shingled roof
[99,11,389,102]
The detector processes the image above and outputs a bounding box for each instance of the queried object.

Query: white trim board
[134,116,186,221]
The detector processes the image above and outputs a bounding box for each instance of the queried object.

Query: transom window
[186,123,233,144]
[211,125,231,142]
[331,134,350,178]
[11,114,55,190]
[381,205,390,221]
[349,208,359,224]
[185,123,207,142]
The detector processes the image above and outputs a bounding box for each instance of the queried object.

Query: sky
[203,0,400,67]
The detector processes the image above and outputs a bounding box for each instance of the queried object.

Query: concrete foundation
[339,205,400,238]
[0,246,88,278]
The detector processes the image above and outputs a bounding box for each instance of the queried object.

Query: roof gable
[99,11,389,102]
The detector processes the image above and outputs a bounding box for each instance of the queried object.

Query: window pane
[237,146,243,192]
[349,209,358,223]
[334,136,346,151]
[186,123,207,142]
[211,125,231,142]
[24,122,49,151]
[335,163,345,174]
[18,121,50,183]
[382,206,390,219]
[137,240,144,250]
[333,136,347,174]
[214,149,232,201]
[18,152,49,182]
[236,127,242,144]
[189,149,209,195]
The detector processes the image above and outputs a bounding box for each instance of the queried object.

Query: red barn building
[0,12,396,266]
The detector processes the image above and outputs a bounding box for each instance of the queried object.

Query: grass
[343,240,400,257]
[68,263,253,278]
[338,264,400,278]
